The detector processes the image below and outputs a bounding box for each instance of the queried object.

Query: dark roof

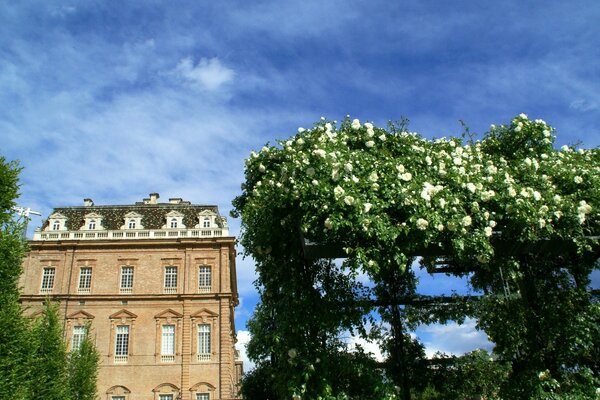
[43,203,223,231]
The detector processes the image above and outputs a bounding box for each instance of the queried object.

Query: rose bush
[233,115,600,399]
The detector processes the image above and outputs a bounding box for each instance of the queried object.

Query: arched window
[170,218,178,228]
[88,220,96,230]
[52,220,60,230]
[203,217,210,228]
[128,219,136,229]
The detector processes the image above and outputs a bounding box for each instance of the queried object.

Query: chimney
[83,198,94,207]
[149,193,160,204]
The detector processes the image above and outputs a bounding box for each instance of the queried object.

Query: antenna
[12,206,43,239]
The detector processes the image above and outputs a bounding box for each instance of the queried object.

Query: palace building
[19,193,242,400]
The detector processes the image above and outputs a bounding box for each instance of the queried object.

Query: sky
[2,1,600,369]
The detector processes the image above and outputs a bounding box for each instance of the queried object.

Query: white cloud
[569,99,598,112]
[174,57,234,90]
[417,318,493,358]
[347,334,385,362]
[236,330,255,371]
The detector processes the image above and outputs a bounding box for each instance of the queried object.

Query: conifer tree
[68,324,100,400]
[0,157,30,400]
[29,300,70,400]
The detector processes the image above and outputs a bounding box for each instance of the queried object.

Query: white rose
[351,119,361,130]
[416,218,429,230]
[366,140,375,148]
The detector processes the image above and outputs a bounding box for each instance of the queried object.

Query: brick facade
[19,195,242,400]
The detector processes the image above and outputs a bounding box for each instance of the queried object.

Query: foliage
[68,324,101,400]
[414,349,510,399]
[0,157,30,400]
[0,156,101,400]
[233,114,600,398]
[30,300,70,399]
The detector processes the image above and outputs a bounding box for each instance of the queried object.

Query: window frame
[78,266,93,293]
[71,325,86,351]
[198,265,211,293]
[114,325,130,363]
[197,323,211,359]
[120,266,134,293]
[40,266,56,293]
[161,324,175,358]
[164,266,178,293]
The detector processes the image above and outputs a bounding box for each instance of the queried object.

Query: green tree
[0,157,30,400]
[30,300,70,400]
[68,323,100,400]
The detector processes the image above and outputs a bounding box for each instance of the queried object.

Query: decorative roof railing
[32,227,229,241]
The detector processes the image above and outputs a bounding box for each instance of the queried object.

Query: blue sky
[2,1,600,367]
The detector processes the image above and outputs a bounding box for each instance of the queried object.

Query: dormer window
[44,212,67,232]
[81,212,104,231]
[195,210,218,230]
[121,212,143,230]
[163,211,185,230]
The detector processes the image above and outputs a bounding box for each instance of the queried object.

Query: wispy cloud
[417,319,493,358]
[173,57,234,91]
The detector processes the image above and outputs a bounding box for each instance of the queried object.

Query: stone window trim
[108,310,137,362]
[195,209,218,229]
[65,310,95,352]
[190,309,218,362]
[190,382,216,400]
[154,309,183,363]
[153,383,180,400]
[106,385,131,400]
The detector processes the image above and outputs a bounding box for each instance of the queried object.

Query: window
[203,217,210,228]
[78,267,92,293]
[40,267,55,293]
[197,324,211,360]
[120,266,134,293]
[128,219,136,229]
[198,266,211,293]
[88,219,96,230]
[115,325,129,363]
[52,220,60,230]
[170,218,178,228]
[159,395,173,400]
[196,393,209,400]
[161,325,175,362]
[112,397,125,400]
[72,325,86,351]
[164,266,177,293]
